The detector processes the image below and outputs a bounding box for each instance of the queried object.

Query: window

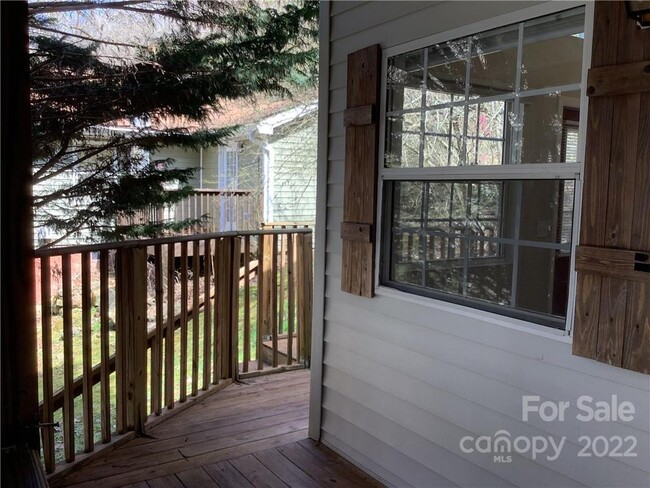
[381,7,585,328]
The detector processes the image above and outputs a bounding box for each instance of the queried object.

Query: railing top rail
[193,188,252,195]
[34,228,312,257]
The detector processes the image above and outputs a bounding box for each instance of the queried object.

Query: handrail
[35,228,313,474]
[34,228,311,257]
[193,188,252,195]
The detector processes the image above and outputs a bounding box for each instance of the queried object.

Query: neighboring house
[33,98,318,244]
[309,2,649,488]
[151,99,318,229]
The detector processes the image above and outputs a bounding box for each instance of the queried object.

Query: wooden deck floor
[57,370,383,488]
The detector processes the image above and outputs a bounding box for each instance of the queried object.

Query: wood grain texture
[243,236,251,372]
[596,278,628,366]
[341,44,381,298]
[587,61,650,97]
[343,104,376,127]
[340,222,372,242]
[81,252,94,453]
[62,254,75,462]
[229,455,288,488]
[116,248,149,433]
[622,281,650,374]
[179,241,189,402]
[591,1,621,69]
[575,246,650,283]
[573,0,650,374]
[271,234,279,368]
[287,234,295,366]
[632,91,650,251]
[99,251,111,443]
[579,95,614,247]
[572,273,601,359]
[191,240,200,396]
[54,371,378,488]
[165,243,176,409]
[605,93,640,248]
[152,245,163,415]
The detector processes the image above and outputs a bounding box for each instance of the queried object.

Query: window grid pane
[382,3,585,329]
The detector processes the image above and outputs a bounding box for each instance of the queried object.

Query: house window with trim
[381,7,585,329]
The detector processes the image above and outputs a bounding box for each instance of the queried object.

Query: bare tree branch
[28,1,151,15]
[31,24,146,49]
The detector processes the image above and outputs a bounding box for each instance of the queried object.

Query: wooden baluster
[191,240,200,396]
[212,239,223,385]
[219,238,231,379]
[230,237,241,378]
[261,234,273,362]
[165,243,175,409]
[203,239,212,390]
[278,229,285,341]
[271,234,278,367]
[99,251,111,443]
[287,234,295,366]
[81,252,94,453]
[62,253,75,461]
[243,235,251,373]
[40,257,55,472]
[179,241,188,402]
[256,236,264,370]
[294,235,303,364]
[152,244,163,415]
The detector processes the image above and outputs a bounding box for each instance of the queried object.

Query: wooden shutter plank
[605,94,640,248]
[579,0,620,247]
[575,246,650,283]
[573,1,650,375]
[344,105,376,127]
[579,96,614,247]
[595,277,627,366]
[341,44,381,298]
[622,281,650,373]
[632,91,650,251]
[573,273,601,359]
[587,61,650,97]
[343,125,377,224]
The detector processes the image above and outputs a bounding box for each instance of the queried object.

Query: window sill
[374,284,573,344]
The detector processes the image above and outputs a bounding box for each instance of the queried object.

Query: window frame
[375,2,593,334]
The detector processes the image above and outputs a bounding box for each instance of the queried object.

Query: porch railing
[34,228,312,478]
[117,189,256,234]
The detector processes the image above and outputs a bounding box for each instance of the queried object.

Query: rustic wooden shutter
[573,2,650,374]
[341,44,381,297]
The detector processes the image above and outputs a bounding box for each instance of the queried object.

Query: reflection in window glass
[382,7,585,328]
[521,9,584,91]
[388,179,575,326]
[384,8,584,169]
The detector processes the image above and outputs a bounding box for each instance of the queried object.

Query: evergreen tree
[29,0,318,247]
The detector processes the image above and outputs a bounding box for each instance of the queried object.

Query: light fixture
[626,0,650,28]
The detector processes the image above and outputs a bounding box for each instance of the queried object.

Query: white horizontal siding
[271,118,317,223]
[317,1,650,487]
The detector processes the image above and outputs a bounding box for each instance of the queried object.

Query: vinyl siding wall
[271,116,318,223]
[316,2,650,487]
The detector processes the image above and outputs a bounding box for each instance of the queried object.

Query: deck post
[115,247,148,434]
